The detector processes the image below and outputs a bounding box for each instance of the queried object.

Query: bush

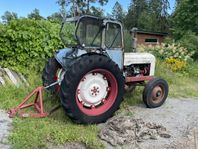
[177,32,198,60]
[138,43,195,72]
[123,30,132,52]
[0,19,75,75]
[138,43,194,62]
[165,58,187,72]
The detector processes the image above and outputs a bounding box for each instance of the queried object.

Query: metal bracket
[8,86,48,118]
[8,80,63,118]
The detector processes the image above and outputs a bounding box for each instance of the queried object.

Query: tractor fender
[55,48,124,70]
[54,48,87,70]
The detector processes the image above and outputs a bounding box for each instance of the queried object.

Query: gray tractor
[42,15,168,124]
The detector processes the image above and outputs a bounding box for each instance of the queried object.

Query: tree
[56,0,108,17]
[90,6,104,17]
[90,0,108,12]
[28,9,44,20]
[1,11,18,23]
[112,1,125,21]
[76,0,108,14]
[175,0,182,5]
[148,0,170,31]
[171,0,198,59]
[172,0,198,39]
[124,0,170,32]
[57,0,71,18]
[124,0,148,29]
[47,12,63,23]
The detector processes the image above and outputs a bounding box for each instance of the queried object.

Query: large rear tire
[60,54,125,124]
[42,57,62,93]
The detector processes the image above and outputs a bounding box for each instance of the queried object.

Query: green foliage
[124,0,170,32]
[1,11,18,23]
[177,32,198,60]
[123,30,132,52]
[89,6,104,17]
[27,8,44,20]
[60,22,77,47]
[155,60,198,97]
[0,18,75,75]
[124,0,147,29]
[171,0,198,60]
[47,12,63,23]
[57,0,108,17]
[172,0,198,39]
[112,1,126,21]
[138,43,195,72]
[185,61,198,78]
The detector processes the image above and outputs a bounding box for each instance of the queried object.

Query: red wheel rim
[53,74,60,92]
[53,69,64,92]
[151,85,165,104]
[75,69,118,116]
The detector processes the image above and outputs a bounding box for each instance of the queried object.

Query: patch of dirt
[99,98,198,149]
[0,110,12,149]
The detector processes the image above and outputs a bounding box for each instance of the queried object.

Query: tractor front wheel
[143,78,168,108]
[60,54,124,124]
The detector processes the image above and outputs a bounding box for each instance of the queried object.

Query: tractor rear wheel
[60,54,124,124]
[42,57,62,94]
[143,78,168,108]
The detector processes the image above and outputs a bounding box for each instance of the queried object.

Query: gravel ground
[99,98,198,149]
[0,110,12,149]
[0,98,198,149]
[130,98,198,149]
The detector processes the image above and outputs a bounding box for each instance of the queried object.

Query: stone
[4,68,19,86]
[0,67,29,86]
[0,77,5,85]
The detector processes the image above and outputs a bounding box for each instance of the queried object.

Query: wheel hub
[90,85,100,96]
[152,86,164,103]
[156,91,161,97]
[77,73,108,107]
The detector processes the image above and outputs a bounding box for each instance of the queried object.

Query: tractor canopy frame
[60,15,124,51]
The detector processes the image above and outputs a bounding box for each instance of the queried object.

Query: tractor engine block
[124,64,150,77]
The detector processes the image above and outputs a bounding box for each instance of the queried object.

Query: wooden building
[131,28,168,47]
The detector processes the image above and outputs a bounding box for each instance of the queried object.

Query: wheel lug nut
[106,87,110,91]
[92,72,97,76]
[77,89,80,94]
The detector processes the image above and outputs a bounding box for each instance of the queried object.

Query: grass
[155,60,198,97]
[0,73,103,149]
[0,61,198,149]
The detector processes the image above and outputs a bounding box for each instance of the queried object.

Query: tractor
[42,15,169,124]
